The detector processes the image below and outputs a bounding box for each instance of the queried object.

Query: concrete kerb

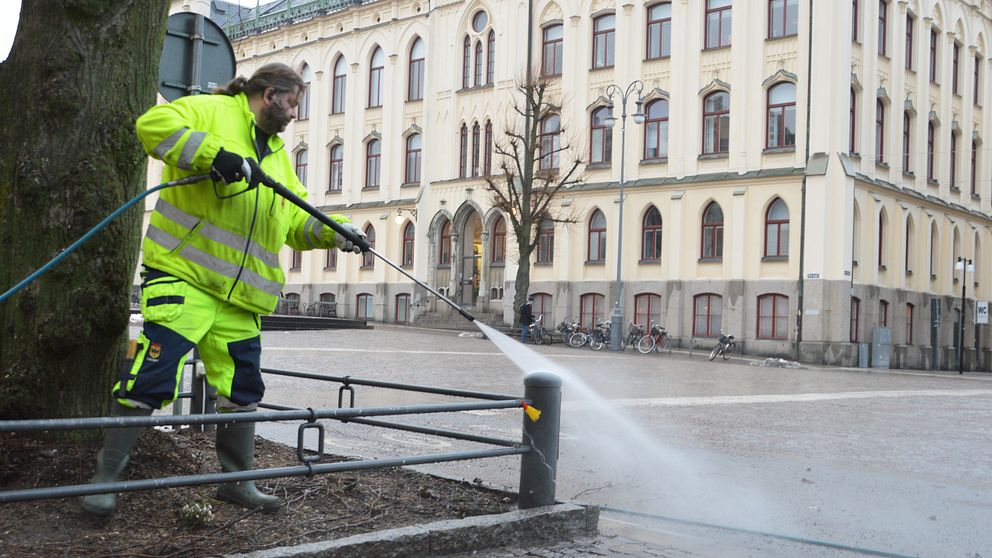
[225,503,598,558]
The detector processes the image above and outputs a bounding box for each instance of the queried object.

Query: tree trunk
[513,252,532,329]
[0,1,170,421]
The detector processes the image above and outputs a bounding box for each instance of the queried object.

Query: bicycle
[624,322,645,350]
[637,321,671,354]
[557,317,586,347]
[528,314,553,345]
[588,320,611,351]
[708,330,736,361]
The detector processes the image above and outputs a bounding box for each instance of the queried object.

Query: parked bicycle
[709,330,736,361]
[624,322,645,350]
[557,317,586,347]
[528,314,553,345]
[588,320,611,351]
[637,321,671,354]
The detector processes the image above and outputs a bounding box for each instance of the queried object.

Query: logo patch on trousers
[148,342,162,360]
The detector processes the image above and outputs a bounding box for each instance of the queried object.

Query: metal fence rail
[0,370,562,510]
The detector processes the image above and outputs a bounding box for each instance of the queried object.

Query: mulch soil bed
[0,428,516,557]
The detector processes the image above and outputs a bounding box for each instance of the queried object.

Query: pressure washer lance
[246,159,477,323]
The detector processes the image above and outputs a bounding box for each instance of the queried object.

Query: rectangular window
[705,0,732,50]
[768,0,798,39]
[877,0,887,56]
[952,42,961,95]
[395,294,410,323]
[325,249,336,270]
[356,294,374,320]
[291,251,302,271]
[332,74,346,114]
[592,15,615,68]
[647,3,672,58]
[905,304,914,345]
[693,294,722,337]
[975,54,982,106]
[929,28,938,83]
[537,221,555,263]
[542,25,563,76]
[408,58,424,101]
[905,14,914,70]
[758,294,789,340]
[852,0,859,42]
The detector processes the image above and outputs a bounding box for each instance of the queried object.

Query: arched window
[850,297,861,341]
[487,30,495,85]
[332,56,347,114]
[701,202,724,259]
[634,293,661,328]
[647,3,672,59]
[408,37,425,101]
[764,198,789,257]
[365,139,381,189]
[539,115,561,170]
[462,35,471,89]
[641,206,662,261]
[875,98,886,163]
[644,99,669,160]
[905,217,914,272]
[472,122,481,176]
[537,218,555,263]
[368,47,385,108]
[484,120,493,175]
[579,293,605,331]
[459,124,468,178]
[927,121,936,181]
[878,209,887,268]
[491,216,506,263]
[929,222,938,279]
[298,63,311,120]
[328,144,343,192]
[767,82,796,148]
[361,225,376,269]
[971,139,979,195]
[902,110,912,170]
[474,40,484,86]
[905,303,914,344]
[757,293,789,340]
[588,210,607,263]
[405,134,422,184]
[590,107,613,164]
[542,24,563,77]
[395,293,411,323]
[850,87,857,153]
[705,0,732,49]
[439,219,452,266]
[285,292,301,314]
[950,130,959,188]
[532,292,553,324]
[693,293,722,337]
[294,149,308,185]
[702,91,730,154]
[402,222,415,267]
[592,14,616,68]
[769,0,798,38]
[356,293,374,319]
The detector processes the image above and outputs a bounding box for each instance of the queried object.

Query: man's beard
[257,103,291,134]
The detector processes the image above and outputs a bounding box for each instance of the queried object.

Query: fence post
[518,371,561,509]
[189,347,216,432]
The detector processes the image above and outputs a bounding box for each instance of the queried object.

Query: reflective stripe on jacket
[136,92,348,315]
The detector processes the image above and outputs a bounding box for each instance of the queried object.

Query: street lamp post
[604,81,645,351]
[956,256,974,374]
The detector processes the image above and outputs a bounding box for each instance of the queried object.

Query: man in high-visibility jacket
[82,63,364,516]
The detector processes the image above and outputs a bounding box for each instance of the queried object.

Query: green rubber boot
[215,421,281,513]
[80,405,152,517]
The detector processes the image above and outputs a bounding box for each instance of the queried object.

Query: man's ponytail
[212,63,303,97]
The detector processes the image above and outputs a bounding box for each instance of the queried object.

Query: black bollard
[518,371,561,509]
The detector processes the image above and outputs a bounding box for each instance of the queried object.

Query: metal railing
[0,365,561,510]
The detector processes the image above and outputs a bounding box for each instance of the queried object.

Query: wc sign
[977,301,990,325]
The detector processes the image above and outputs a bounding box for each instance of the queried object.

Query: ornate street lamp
[603,81,645,351]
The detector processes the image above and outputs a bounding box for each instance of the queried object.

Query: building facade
[162,0,992,370]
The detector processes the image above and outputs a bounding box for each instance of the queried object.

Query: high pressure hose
[2,164,478,325]
[0,173,211,304]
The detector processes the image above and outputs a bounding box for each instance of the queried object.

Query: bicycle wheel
[590,333,606,351]
[709,345,720,361]
[637,335,656,354]
[658,335,672,354]
[541,327,553,345]
[722,342,735,360]
[568,332,587,348]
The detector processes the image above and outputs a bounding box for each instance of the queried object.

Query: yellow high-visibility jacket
[135,92,347,315]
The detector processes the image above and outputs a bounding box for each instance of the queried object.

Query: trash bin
[871,327,891,369]
[858,343,869,368]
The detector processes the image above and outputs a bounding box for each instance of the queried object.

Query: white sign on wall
[977,301,989,325]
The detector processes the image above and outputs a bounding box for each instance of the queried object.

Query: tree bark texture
[0,1,170,421]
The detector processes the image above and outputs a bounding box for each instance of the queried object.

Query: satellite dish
[158,12,236,101]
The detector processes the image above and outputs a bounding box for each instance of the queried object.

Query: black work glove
[211,148,252,184]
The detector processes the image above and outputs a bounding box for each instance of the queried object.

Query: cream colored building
[160,0,992,370]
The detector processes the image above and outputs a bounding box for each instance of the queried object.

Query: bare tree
[484,76,584,327]
[0,2,170,420]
